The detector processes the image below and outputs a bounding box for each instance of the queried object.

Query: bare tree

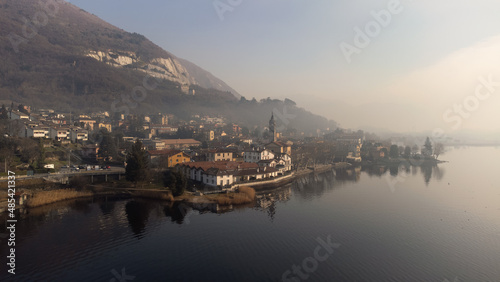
[434,143,445,159]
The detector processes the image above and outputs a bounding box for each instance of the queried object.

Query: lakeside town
[0,102,446,208]
[3,1,500,280]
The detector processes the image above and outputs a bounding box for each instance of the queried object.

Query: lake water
[1,146,500,281]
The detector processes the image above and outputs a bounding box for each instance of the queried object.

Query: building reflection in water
[335,166,361,183]
[3,163,446,240]
[256,186,293,221]
[254,170,340,221]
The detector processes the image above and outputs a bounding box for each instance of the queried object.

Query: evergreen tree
[163,170,187,196]
[422,137,433,157]
[97,130,117,161]
[390,145,399,158]
[174,171,187,196]
[37,139,46,169]
[125,140,149,183]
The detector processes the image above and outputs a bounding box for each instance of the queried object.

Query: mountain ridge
[0,0,338,135]
[0,0,240,98]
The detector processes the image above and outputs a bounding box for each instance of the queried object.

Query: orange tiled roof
[162,139,201,145]
[147,149,182,157]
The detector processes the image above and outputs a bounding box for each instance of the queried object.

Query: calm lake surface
[2,146,500,281]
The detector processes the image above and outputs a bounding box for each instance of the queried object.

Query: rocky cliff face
[86,50,198,92]
[0,0,241,105]
[87,50,138,67]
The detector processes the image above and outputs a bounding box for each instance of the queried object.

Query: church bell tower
[269,113,277,142]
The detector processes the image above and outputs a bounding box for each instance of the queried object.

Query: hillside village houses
[9,110,29,120]
[3,104,403,195]
[163,138,201,149]
[77,117,97,131]
[4,103,373,189]
[4,104,301,187]
[98,122,112,132]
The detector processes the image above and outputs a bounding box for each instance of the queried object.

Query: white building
[49,127,70,141]
[19,124,49,138]
[10,110,29,120]
[243,149,275,163]
[28,127,48,138]
[275,154,293,173]
[69,128,89,143]
[177,161,278,187]
[257,153,292,174]
[142,139,166,150]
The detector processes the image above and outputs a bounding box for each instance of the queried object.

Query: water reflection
[4,147,500,281]
[390,165,398,176]
[421,165,433,185]
[359,162,446,186]
[164,202,188,224]
[2,162,447,239]
[335,166,361,182]
[99,199,116,215]
[293,170,337,200]
[433,165,445,181]
[125,200,153,238]
[69,200,92,214]
[256,186,292,221]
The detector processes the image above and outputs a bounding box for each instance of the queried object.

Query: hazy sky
[66,0,500,136]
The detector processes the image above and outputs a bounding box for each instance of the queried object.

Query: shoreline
[1,165,336,212]
[2,159,448,212]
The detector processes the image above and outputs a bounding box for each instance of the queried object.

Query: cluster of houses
[5,104,296,188]
[174,142,293,188]
[334,133,363,163]
[6,106,220,147]
[146,139,294,188]
[7,107,112,144]
[6,104,387,189]
[143,115,295,188]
